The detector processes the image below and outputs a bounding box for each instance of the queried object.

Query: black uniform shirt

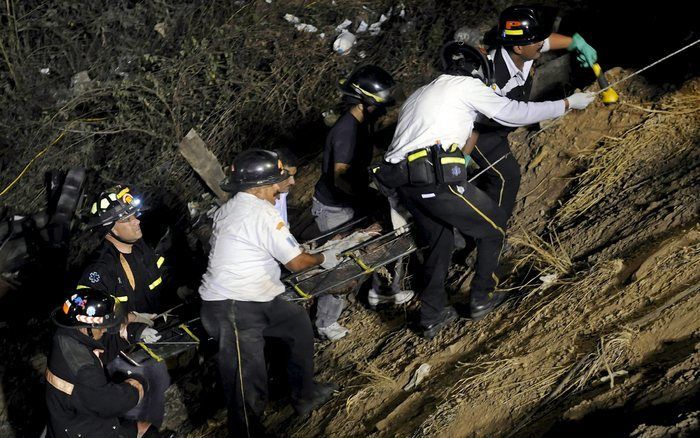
[45,327,140,438]
[313,111,372,208]
[79,239,165,314]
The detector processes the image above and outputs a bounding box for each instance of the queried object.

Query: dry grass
[508,228,573,277]
[555,88,700,224]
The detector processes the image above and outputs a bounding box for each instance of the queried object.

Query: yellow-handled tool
[591,63,619,104]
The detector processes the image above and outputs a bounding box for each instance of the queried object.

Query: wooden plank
[178,128,230,202]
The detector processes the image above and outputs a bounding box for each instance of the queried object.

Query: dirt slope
[216,75,699,438]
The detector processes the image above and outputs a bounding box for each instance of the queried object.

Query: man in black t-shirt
[312,66,414,341]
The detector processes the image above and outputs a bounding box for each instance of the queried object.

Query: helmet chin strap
[109,230,139,245]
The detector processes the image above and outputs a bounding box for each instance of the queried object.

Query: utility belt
[370,144,468,191]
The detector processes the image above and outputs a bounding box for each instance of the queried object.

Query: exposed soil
[1,1,698,437]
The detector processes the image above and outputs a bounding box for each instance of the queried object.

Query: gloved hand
[320,247,343,270]
[566,92,596,110]
[139,327,162,344]
[567,33,597,68]
[130,312,157,327]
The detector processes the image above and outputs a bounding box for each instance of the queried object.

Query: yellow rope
[0,118,105,197]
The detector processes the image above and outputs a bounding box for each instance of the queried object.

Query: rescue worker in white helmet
[375,44,595,339]
[311,65,414,341]
[200,149,340,437]
[45,288,147,437]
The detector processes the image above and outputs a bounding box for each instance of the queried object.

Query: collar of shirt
[499,46,533,82]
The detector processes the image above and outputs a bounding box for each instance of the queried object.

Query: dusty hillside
[182,74,699,437]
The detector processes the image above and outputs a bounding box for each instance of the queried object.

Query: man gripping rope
[465,4,598,222]
[377,44,594,339]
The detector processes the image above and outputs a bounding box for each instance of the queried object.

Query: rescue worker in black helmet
[377,43,595,339]
[311,65,413,341]
[78,185,172,437]
[79,185,166,314]
[201,149,340,437]
[458,4,598,227]
[45,288,146,437]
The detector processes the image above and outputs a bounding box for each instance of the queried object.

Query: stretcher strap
[179,323,200,343]
[349,254,373,273]
[293,284,312,299]
[138,342,163,362]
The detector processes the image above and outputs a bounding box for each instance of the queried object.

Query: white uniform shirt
[274,192,288,225]
[199,192,302,302]
[385,72,564,163]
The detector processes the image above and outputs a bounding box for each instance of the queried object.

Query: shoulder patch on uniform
[88,271,101,283]
[276,221,285,230]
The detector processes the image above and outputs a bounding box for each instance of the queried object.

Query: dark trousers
[200,296,316,437]
[471,130,521,220]
[397,183,507,326]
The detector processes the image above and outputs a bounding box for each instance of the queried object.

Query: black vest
[475,48,534,134]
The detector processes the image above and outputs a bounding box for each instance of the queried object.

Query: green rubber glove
[567,33,598,68]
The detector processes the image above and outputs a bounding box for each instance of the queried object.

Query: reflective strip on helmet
[353,83,389,103]
[149,277,163,290]
[76,284,90,290]
[90,203,98,214]
[505,29,524,35]
[156,256,165,268]
[75,315,104,325]
[101,198,111,209]
[116,187,130,200]
[108,193,118,201]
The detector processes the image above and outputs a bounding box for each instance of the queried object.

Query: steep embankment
[228,74,699,437]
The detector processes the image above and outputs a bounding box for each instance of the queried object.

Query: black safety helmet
[220,149,290,193]
[52,288,126,329]
[86,185,142,229]
[497,5,557,46]
[338,65,396,107]
[440,42,494,86]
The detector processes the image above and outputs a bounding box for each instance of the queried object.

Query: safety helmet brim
[220,168,291,193]
[51,297,126,329]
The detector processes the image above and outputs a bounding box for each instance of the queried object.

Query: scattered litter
[335,19,352,33]
[284,14,317,33]
[40,67,50,75]
[404,363,431,391]
[322,109,339,127]
[154,22,166,38]
[333,30,356,55]
[283,14,299,24]
[295,23,317,33]
[318,33,325,40]
[538,272,559,291]
[369,14,389,36]
[358,50,366,59]
[356,20,368,33]
[265,0,272,3]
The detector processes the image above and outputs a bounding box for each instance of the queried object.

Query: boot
[293,382,338,417]
[420,306,458,340]
[470,290,507,321]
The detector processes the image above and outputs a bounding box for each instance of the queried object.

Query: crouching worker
[200,149,340,437]
[46,288,146,438]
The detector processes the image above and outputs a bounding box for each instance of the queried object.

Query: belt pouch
[436,144,467,184]
[406,149,434,186]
